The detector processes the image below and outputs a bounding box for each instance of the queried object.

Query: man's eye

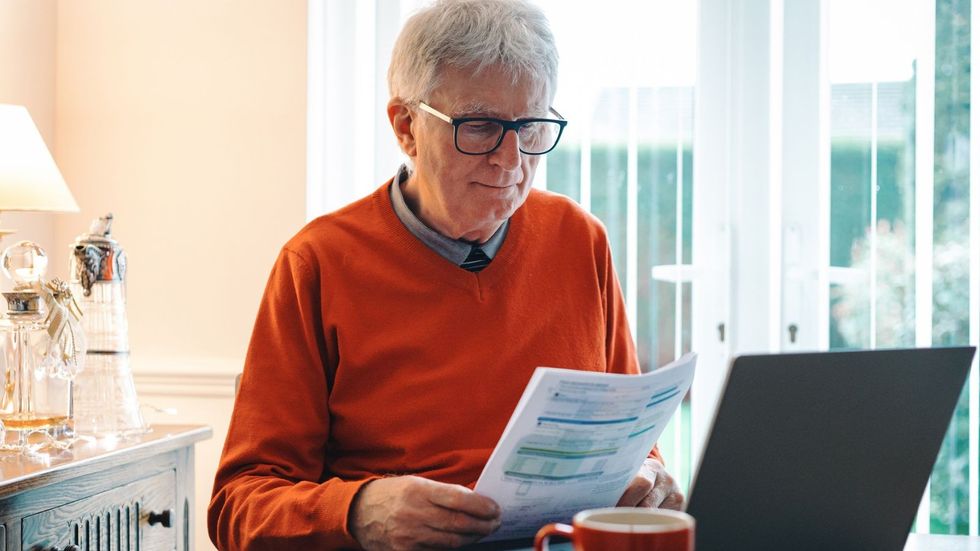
[461,122,500,135]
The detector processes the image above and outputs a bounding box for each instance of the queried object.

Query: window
[534,0,698,490]
[825,0,975,533]
[308,0,980,535]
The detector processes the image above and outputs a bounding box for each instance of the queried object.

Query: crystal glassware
[0,241,74,450]
[69,214,146,437]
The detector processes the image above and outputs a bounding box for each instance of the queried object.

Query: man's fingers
[619,458,688,509]
[660,491,685,511]
[420,527,488,549]
[422,505,501,537]
[616,476,654,506]
[648,481,670,507]
[351,476,503,550]
[637,485,683,509]
[616,487,640,506]
[643,458,683,507]
[425,480,501,520]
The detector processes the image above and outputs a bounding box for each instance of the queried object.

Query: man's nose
[489,128,522,170]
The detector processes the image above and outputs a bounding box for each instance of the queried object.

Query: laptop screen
[686,347,975,551]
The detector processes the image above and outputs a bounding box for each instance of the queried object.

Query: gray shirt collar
[389,165,509,265]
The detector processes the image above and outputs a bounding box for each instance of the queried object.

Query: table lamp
[0,105,79,449]
[0,104,79,237]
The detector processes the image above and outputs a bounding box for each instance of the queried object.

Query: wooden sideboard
[0,424,211,551]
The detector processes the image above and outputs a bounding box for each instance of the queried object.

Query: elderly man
[208,1,683,549]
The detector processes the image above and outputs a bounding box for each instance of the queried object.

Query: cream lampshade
[0,104,79,236]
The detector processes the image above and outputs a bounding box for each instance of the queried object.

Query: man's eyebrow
[451,101,501,118]
[452,102,550,119]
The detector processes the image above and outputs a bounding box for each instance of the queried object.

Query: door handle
[148,509,174,528]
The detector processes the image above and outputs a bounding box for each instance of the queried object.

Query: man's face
[403,64,552,243]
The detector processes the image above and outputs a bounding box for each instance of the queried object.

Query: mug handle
[534,522,575,550]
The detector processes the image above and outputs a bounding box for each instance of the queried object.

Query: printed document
[474,353,696,541]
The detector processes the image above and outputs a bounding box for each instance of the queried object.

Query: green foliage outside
[547,142,694,490]
[830,136,971,533]
[549,137,972,531]
[544,0,973,526]
[931,0,971,534]
[547,143,693,372]
[830,0,972,531]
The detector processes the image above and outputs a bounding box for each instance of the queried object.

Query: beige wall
[56,2,307,549]
[2,1,307,549]
[0,0,60,271]
[54,0,307,367]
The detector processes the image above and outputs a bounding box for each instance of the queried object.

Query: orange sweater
[208,181,652,550]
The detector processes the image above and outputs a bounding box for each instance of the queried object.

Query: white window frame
[690,0,789,463]
[308,0,980,534]
[695,0,979,535]
[307,0,404,221]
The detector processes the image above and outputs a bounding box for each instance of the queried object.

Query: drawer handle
[148,508,174,528]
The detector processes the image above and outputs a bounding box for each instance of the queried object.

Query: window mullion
[533,156,548,190]
[675,90,685,361]
[870,80,879,349]
[780,0,823,352]
[769,0,783,353]
[306,0,326,221]
[353,0,377,195]
[691,0,735,466]
[579,97,592,213]
[914,0,936,533]
[627,85,639,343]
[374,0,403,184]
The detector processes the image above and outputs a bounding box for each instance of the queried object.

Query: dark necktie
[460,246,491,272]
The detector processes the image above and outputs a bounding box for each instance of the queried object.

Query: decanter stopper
[1,240,48,289]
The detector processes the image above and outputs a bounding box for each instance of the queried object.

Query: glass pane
[544,146,581,202]
[638,87,682,369]
[636,85,694,491]
[930,0,971,534]
[873,82,917,349]
[589,87,630,280]
[828,0,920,351]
[828,83,874,350]
[634,86,695,367]
[829,81,917,350]
[828,0,973,534]
[537,0,697,489]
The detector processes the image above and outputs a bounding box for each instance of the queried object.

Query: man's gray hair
[388,0,558,104]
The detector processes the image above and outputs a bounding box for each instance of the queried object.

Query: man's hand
[350,476,502,550]
[616,457,684,510]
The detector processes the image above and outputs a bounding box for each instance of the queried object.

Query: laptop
[686,346,976,551]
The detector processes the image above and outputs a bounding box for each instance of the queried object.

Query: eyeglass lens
[456,120,561,154]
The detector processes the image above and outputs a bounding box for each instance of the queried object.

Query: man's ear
[387,99,417,157]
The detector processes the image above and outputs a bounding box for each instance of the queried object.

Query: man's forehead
[430,62,554,115]
[449,99,549,117]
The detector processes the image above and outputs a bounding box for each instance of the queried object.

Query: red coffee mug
[534,507,695,551]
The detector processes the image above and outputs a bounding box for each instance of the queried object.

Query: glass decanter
[69,214,146,437]
[0,241,74,449]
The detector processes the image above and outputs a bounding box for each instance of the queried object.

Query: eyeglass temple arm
[549,107,565,120]
[418,102,453,123]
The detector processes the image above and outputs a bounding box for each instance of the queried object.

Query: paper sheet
[474,353,697,541]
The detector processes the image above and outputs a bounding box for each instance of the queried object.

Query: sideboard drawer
[22,469,176,551]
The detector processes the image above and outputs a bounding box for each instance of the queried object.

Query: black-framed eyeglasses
[418,101,568,156]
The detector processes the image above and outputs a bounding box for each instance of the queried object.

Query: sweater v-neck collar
[373,180,527,294]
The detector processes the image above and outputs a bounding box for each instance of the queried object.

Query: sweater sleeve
[208,248,376,550]
[599,237,666,465]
